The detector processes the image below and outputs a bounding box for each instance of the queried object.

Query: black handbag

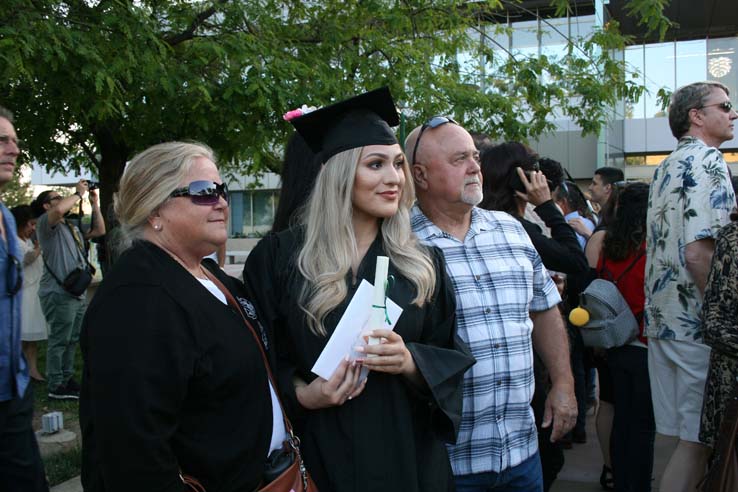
[61,266,94,296]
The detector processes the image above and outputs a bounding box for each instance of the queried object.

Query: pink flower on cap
[283,104,317,121]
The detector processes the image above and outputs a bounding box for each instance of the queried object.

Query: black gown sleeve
[522,200,589,274]
[242,233,305,419]
[83,286,194,492]
[405,247,475,443]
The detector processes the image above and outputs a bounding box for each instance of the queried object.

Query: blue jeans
[454,452,544,492]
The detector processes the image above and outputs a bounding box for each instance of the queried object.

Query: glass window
[235,191,253,236]
[676,40,706,88]
[724,152,738,165]
[252,190,277,233]
[228,190,245,237]
[569,14,595,41]
[644,42,675,118]
[624,155,645,166]
[624,45,645,119]
[707,37,738,102]
[512,19,539,58]
[540,17,568,62]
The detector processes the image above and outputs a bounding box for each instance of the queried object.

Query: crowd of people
[0,79,737,492]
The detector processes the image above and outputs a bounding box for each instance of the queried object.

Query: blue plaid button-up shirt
[411,205,560,476]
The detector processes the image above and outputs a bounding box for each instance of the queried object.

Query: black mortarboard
[288,87,400,163]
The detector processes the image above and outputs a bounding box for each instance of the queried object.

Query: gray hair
[114,141,215,249]
[0,106,14,123]
[669,81,730,139]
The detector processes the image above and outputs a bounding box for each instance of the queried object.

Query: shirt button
[497,380,503,386]
[485,308,491,314]
[494,343,501,349]
[475,275,481,281]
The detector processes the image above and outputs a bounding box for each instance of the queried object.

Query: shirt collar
[411,204,499,242]
[563,210,581,222]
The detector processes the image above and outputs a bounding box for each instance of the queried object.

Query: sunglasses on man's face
[698,101,733,113]
[411,115,458,166]
[170,180,229,206]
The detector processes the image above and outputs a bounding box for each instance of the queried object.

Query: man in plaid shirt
[405,120,576,492]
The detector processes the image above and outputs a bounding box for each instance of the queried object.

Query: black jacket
[80,241,273,492]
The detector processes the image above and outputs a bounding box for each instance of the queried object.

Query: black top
[243,229,474,492]
[519,200,589,275]
[80,241,273,492]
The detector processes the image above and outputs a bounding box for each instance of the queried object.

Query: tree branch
[163,0,228,46]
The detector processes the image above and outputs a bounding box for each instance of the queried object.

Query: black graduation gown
[244,229,474,492]
[80,241,273,492]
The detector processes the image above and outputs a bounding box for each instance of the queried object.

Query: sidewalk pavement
[51,406,676,491]
[50,475,80,492]
[551,405,677,491]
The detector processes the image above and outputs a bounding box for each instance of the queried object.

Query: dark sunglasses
[6,254,22,296]
[698,101,733,113]
[411,115,458,166]
[170,180,229,206]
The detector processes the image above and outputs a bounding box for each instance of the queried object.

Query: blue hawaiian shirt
[645,136,736,342]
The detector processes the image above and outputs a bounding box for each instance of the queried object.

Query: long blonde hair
[297,147,436,336]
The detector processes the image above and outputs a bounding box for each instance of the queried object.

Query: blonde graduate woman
[244,88,474,492]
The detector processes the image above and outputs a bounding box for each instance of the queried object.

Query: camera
[87,181,99,191]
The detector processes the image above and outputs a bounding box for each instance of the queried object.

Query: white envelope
[311,279,403,381]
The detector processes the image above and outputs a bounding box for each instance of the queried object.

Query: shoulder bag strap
[64,221,93,270]
[613,249,645,285]
[41,253,66,287]
[201,268,296,437]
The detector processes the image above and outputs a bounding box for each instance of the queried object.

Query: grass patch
[33,340,83,419]
[32,339,85,484]
[44,445,83,487]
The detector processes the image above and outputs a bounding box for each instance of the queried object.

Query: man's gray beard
[462,188,483,206]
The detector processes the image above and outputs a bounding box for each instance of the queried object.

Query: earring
[153,223,161,231]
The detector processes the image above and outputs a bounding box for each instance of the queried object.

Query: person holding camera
[31,179,105,400]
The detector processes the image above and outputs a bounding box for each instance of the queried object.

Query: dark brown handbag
[181,270,318,492]
[701,381,738,492]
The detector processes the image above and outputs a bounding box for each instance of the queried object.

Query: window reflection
[625,46,645,119]
[676,40,706,88]
[230,190,278,237]
[644,42,674,118]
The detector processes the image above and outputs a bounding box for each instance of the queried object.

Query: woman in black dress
[244,88,474,492]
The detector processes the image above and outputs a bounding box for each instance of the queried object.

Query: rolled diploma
[366,256,389,357]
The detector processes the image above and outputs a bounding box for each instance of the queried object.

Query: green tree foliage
[1,0,672,214]
[0,165,34,208]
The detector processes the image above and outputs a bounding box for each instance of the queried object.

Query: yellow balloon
[569,307,590,327]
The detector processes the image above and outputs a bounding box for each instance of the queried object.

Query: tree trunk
[93,125,129,273]
[94,127,129,229]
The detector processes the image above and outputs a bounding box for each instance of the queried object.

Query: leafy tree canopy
[1,0,671,208]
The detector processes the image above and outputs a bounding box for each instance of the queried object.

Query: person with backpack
[588,181,654,492]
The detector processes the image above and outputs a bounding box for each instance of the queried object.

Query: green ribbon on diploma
[372,275,395,325]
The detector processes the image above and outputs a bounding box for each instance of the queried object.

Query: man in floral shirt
[645,81,737,492]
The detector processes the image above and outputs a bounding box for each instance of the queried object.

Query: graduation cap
[286,87,400,163]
